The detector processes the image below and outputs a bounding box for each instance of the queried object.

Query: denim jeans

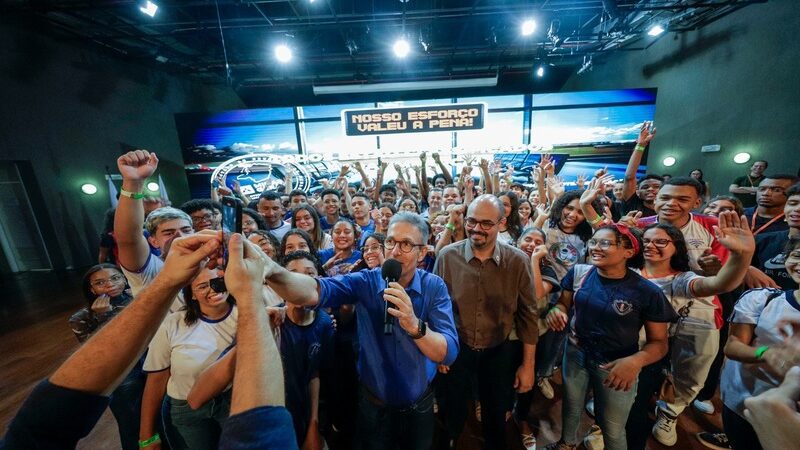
[356,385,435,450]
[164,391,231,450]
[561,342,637,450]
[108,363,146,450]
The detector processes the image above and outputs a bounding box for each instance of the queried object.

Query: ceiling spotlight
[521,19,536,36]
[733,152,752,164]
[535,65,545,77]
[139,1,158,17]
[393,38,410,58]
[662,156,677,167]
[147,182,160,192]
[81,183,98,195]
[274,44,292,63]
[647,24,665,36]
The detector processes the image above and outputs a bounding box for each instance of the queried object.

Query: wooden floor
[0,271,724,449]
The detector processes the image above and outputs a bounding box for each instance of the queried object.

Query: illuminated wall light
[662,156,677,167]
[535,65,545,78]
[521,19,536,36]
[81,183,98,195]
[733,152,752,164]
[274,44,292,63]
[147,182,160,192]
[139,1,158,17]
[393,39,410,58]
[647,24,665,36]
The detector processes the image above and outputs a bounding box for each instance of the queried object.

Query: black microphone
[382,259,402,335]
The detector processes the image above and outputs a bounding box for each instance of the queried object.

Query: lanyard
[751,213,785,236]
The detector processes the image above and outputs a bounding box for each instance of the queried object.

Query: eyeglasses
[465,217,498,231]
[642,238,673,249]
[384,238,425,253]
[195,277,226,293]
[91,274,125,288]
[243,219,256,227]
[587,238,619,250]
[361,244,384,254]
[191,214,213,223]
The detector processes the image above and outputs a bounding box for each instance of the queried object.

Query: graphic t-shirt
[753,231,796,290]
[543,223,586,281]
[561,265,677,359]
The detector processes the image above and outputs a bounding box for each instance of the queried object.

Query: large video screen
[175,88,656,199]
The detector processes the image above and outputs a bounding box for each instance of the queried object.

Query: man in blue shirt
[271,211,460,450]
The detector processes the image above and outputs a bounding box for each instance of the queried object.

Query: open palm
[714,211,755,254]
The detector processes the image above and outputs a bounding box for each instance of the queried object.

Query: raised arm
[621,121,656,201]
[432,153,453,184]
[373,160,388,204]
[418,153,429,200]
[692,212,755,297]
[353,161,373,191]
[114,150,159,271]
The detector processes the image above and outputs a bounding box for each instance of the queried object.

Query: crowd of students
[4,121,800,450]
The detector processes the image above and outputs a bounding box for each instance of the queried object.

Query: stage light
[662,156,676,167]
[147,182,160,192]
[275,44,292,63]
[648,24,665,37]
[393,39,410,58]
[734,152,752,164]
[521,19,536,36]
[535,65,545,77]
[81,183,98,195]
[139,1,158,17]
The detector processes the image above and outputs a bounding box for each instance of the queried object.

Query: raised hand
[637,121,657,146]
[117,150,159,182]
[479,158,490,171]
[580,178,603,205]
[353,161,363,171]
[91,295,112,314]
[225,233,271,302]
[531,244,548,262]
[713,211,755,255]
[536,203,552,220]
[161,232,223,288]
[576,173,587,190]
[462,153,476,166]
[538,153,553,171]
[619,210,642,228]
[594,166,609,179]
[339,164,351,178]
[431,152,442,162]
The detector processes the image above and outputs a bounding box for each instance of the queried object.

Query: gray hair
[388,211,430,245]
[469,194,505,221]
[144,207,192,235]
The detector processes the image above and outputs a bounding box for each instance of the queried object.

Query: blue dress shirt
[318,268,459,407]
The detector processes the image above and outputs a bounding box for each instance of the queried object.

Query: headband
[612,223,640,255]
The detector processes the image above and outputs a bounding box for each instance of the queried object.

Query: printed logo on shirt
[764,253,786,270]
[549,242,579,267]
[686,238,705,250]
[612,299,634,316]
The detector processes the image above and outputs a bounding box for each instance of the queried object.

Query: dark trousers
[514,329,568,421]
[109,363,146,450]
[625,358,669,450]
[356,386,435,450]
[722,405,763,450]
[442,340,516,450]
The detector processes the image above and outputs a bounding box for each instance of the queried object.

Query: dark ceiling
[4,0,765,107]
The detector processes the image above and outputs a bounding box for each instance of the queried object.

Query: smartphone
[221,196,243,267]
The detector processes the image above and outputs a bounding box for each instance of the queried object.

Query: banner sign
[342,103,485,136]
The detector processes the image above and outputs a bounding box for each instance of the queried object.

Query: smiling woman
[545,224,676,450]
[139,267,237,450]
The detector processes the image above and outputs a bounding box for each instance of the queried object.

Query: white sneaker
[652,402,679,446]
[585,399,595,417]
[693,399,715,415]
[538,377,555,400]
[583,424,604,450]
[521,432,537,450]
